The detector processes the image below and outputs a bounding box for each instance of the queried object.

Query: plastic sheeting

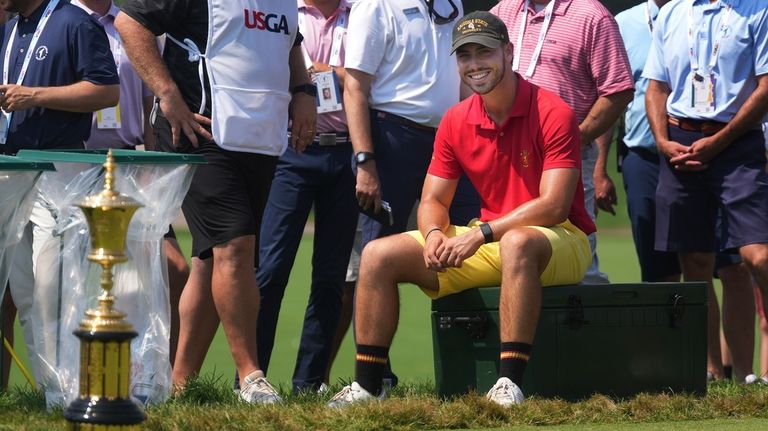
[0,171,43,310]
[26,161,194,409]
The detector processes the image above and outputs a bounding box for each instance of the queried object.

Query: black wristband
[292,83,317,97]
[479,223,494,243]
[424,227,442,241]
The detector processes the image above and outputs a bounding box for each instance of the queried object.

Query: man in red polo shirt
[327,11,593,408]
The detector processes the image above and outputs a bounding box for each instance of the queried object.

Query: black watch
[354,151,376,166]
[291,83,317,97]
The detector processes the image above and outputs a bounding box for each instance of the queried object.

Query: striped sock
[355,344,389,395]
[499,342,532,386]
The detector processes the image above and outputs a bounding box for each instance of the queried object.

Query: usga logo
[243,9,290,34]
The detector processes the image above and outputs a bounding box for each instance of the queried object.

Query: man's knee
[741,244,768,272]
[499,228,551,272]
[212,236,256,274]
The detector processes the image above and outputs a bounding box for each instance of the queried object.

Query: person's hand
[289,92,316,153]
[159,91,212,147]
[594,172,617,215]
[0,84,38,112]
[356,163,381,213]
[657,138,691,164]
[436,228,484,268]
[669,135,726,171]
[424,230,447,272]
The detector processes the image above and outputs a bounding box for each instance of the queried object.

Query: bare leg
[718,262,755,382]
[740,244,768,379]
[164,237,190,368]
[210,235,262,379]
[172,257,217,386]
[680,252,722,379]
[355,235,438,348]
[759,306,768,379]
[498,228,552,343]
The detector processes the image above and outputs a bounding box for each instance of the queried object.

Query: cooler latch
[439,315,489,340]
[670,294,686,328]
[567,295,589,329]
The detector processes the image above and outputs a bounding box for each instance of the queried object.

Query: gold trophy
[64,150,146,430]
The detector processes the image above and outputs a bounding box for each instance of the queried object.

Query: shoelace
[330,386,354,401]
[244,377,278,397]
[489,382,513,397]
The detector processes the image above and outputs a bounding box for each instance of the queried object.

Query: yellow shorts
[406,220,591,299]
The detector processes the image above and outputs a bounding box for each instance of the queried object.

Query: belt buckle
[318,133,336,146]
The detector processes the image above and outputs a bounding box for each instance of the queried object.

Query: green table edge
[15,149,206,165]
[0,155,55,171]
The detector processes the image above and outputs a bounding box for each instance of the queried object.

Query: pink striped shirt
[491,0,633,123]
[298,0,351,133]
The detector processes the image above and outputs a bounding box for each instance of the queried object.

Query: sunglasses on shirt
[426,0,459,25]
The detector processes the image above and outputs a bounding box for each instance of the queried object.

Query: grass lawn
[4,163,768,429]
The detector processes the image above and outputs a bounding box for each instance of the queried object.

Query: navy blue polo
[0,0,118,154]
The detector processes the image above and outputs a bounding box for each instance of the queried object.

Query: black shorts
[154,116,277,262]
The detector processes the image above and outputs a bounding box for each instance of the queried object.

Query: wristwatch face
[355,152,373,165]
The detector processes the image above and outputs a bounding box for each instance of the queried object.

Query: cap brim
[451,34,502,54]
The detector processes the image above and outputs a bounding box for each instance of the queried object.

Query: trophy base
[64,397,145,429]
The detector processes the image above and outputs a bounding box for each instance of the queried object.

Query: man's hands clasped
[423,227,484,272]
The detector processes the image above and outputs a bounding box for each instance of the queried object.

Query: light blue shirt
[616,1,659,150]
[643,0,768,123]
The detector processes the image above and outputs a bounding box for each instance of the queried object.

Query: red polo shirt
[428,76,596,235]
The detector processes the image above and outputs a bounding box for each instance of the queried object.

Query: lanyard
[644,0,654,35]
[298,7,348,69]
[1,0,60,141]
[686,1,733,76]
[513,0,555,80]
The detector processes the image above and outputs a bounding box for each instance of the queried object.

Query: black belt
[371,110,437,133]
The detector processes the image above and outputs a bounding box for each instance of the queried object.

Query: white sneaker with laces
[240,371,282,404]
[327,381,386,408]
[486,377,525,406]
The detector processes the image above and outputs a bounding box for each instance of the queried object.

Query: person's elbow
[612,89,634,111]
[92,84,120,111]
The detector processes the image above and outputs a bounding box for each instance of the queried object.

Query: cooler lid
[0,155,55,171]
[431,283,707,312]
[16,149,206,165]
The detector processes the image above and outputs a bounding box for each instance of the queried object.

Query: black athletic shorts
[154,115,277,263]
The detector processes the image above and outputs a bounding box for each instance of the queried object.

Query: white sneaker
[240,371,282,404]
[327,381,386,408]
[486,377,525,407]
[317,383,329,394]
[744,374,768,385]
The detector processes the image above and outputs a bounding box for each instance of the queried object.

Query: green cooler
[432,283,707,400]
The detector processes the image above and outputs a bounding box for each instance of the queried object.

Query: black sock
[499,342,532,386]
[355,344,389,395]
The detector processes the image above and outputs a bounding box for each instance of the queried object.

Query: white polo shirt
[344,0,461,128]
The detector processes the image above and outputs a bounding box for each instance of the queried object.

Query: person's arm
[0,81,118,112]
[417,174,458,272]
[579,90,633,144]
[288,45,317,153]
[593,124,617,215]
[115,12,211,147]
[344,68,380,212]
[645,79,691,165]
[142,95,155,150]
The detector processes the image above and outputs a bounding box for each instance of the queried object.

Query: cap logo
[458,18,489,35]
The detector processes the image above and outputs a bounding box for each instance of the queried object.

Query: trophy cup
[64,150,146,429]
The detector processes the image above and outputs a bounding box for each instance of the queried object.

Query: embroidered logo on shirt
[521,149,530,168]
[34,46,47,61]
[243,9,290,34]
[403,7,420,15]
